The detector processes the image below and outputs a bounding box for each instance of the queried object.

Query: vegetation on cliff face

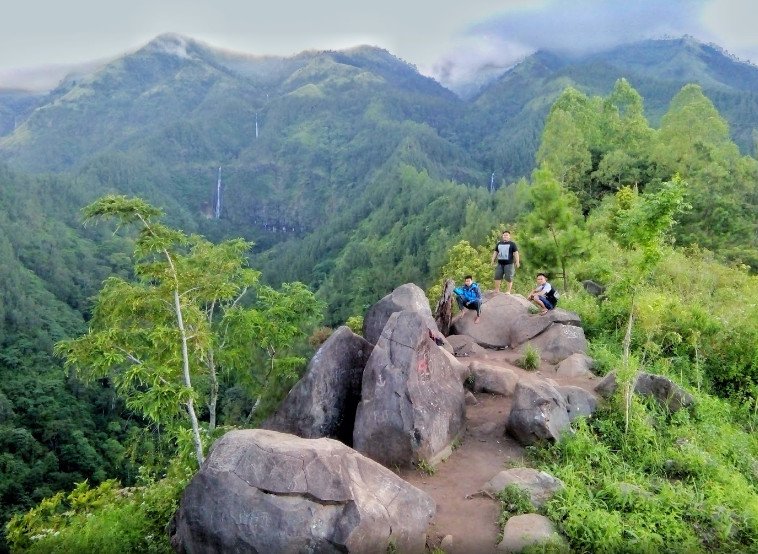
[1,37,758,552]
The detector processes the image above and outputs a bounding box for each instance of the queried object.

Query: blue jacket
[454,283,481,303]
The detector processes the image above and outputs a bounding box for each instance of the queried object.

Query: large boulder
[470,361,518,396]
[262,326,373,444]
[169,430,434,554]
[522,323,587,364]
[363,283,434,345]
[507,381,571,446]
[557,385,598,421]
[508,309,582,348]
[483,468,564,508]
[582,279,606,297]
[595,371,694,412]
[554,353,595,379]
[446,334,488,358]
[353,310,466,467]
[450,292,532,348]
[498,514,565,553]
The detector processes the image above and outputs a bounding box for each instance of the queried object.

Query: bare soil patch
[401,352,598,553]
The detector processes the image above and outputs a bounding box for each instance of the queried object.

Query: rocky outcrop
[263,327,373,444]
[483,468,564,508]
[450,292,531,348]
[554,353,595,378]
[450,292,585,364]
[470,361,518,396]
[582,279,606,297]
[522,323,587,364]
[595,371,694,412]
[353,310,465,467]
[169,430,435,554]
[447,334,488,358]
[498,514,565,553]
[363,283,434,345]
[558,385,598,421]
[507,381,571,446]
[509,309,582,347]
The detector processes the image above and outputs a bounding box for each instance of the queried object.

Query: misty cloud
[432,0,713,93]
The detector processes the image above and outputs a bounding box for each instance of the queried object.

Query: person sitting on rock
[453,275,482,324]
[527,273,556,315]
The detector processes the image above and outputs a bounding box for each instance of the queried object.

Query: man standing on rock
[453,275,482,323]
[492,230,520,294]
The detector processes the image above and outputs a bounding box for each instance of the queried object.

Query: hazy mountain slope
[0,90,46,137]
[473,37,758,181]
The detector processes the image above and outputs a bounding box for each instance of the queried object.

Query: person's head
[536,273,548,285]
[464,275,473,286]
[501,230,511,241]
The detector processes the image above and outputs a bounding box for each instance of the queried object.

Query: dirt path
[401,353,598,553]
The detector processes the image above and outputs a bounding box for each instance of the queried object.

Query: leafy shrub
[308,326,333,347]
[6,461,192,553]
[345,315,363,335]
[518,344,541,371]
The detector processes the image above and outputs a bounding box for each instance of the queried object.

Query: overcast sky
[1,0,758,90]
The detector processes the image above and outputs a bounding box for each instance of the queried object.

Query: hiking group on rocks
[453,230,559,322]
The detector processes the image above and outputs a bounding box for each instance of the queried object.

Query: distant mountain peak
[143,33,195,59]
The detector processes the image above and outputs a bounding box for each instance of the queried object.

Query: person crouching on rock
[453,275,482,324]
[527,273,555,315]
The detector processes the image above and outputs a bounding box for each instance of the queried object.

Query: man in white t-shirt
[527,273,555,315]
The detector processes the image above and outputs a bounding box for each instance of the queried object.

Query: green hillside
[0,34,757,550]
[472,37,758,181]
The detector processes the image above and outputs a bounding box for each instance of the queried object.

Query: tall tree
[520,167,589,291]
[56,196,322,466]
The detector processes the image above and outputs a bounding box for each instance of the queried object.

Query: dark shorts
[495,262,515,281]
[538,295,554,310]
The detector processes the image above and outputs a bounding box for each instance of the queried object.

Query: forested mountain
[471,37,758,180]
[1,33,758,550]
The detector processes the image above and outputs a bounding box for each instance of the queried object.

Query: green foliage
[518,344,541,371]
[416,460,436,476]
[497,484,535,524]
[427,237,497,305]
[345,315,364,335]
[519,167,590,290]
[56,195,323,466]
[530,398,758,553]
[6,461,191,554]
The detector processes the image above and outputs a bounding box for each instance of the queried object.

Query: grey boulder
[483,467,564,508]
[508,309,582,348]
[522,323,587,364]
[451,292,532,348]
[353,310,465,467]
[263,326,373,444]
[557,385,598,421]
[507,381,571,446]
[498,514,565,553]
[595,371,694,412]
[554,353,595,378]
[470,361,518,396]
[169,429,435,554]
[363,283,434,345]
[446,334,488,358]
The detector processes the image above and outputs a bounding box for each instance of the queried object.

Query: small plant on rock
[416,459,436,476]
[518,344,541,370]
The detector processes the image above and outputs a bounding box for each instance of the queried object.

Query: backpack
[546,286,559,306]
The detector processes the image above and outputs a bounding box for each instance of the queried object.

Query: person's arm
[514,250,520,268]
[491,246,498,264]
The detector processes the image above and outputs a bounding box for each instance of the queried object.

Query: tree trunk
[560,257,568,292]
[174,289,204,466]
[207,353,218,432]
[434,279,455,336]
